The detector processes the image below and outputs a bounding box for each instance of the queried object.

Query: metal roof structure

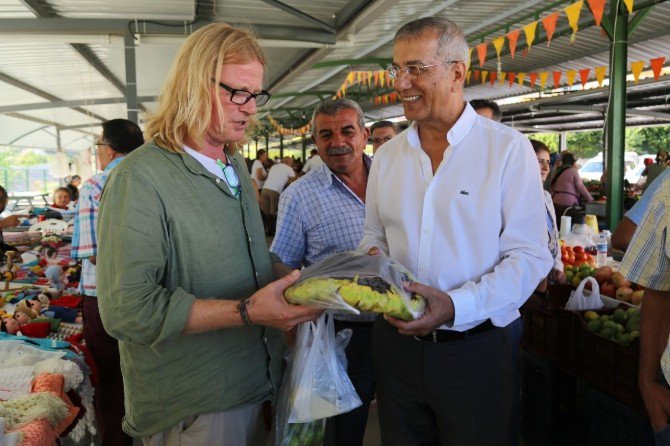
[0,0,669,152]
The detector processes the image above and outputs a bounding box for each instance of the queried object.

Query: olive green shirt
[96,141,284,436]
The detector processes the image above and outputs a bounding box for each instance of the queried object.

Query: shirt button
[215,178,220,183]
[263,337,268,343]
[248,236,252,243]
[255,271,259,277]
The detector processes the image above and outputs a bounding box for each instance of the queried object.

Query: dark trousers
[372,317,520,446]
[82,295,133,446]
[324,320,376,446]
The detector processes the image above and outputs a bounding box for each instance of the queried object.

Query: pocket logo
[460,190,469,195]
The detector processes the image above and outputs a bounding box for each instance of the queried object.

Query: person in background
[65,175,82,202]
[96,23,319,444]
[260,156,296,235]
[471,98,502,122]
[71,118,144,446]
[641,150,669,193]
[51,187,71,210]
[301,148,324,174]
[369,121,399,154]
[530,140,565,290]
[250,148,269,190]
[0,186,22,258]
[550,151,594,217]
[271,99,373,446]
[618,174,670,444]
[611,167,670,251]
[359,16,552,445]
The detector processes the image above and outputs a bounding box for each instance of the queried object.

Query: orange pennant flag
[541,12,559,45]
[552,71,562,89]
[523,21,538,51]
[518,72,526,87]
[506,30,521,59]
[499,72,507,85]
[529,72,538,88]
[477,42,488,67]
[565,1,584,44]
[630,61,645,84]
[579,68,590,88]
[650,57,666,80]
[566,70,577,87]
[508,72,516,87]
[466,70,472,84]
[474,70,481,82]
[373,72,379,87]
[467,47,473,69]
[539,72,549,89]
[595,66,607,86]
[623,0,634,13]
[482,70,489,84]
[489,71,498,85]
[587,0,606,26]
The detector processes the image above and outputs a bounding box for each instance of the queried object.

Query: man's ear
[451,61,467,92]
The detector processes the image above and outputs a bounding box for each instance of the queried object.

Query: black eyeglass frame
[214,80,272,106]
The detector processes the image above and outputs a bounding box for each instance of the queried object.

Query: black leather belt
[412,320,496,343]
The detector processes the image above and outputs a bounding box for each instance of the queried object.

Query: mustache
[326,146,353,156]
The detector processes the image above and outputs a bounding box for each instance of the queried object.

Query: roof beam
[0,96,156,114]
[259,0,335,33]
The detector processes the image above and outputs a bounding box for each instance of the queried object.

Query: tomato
[573,245,584,253]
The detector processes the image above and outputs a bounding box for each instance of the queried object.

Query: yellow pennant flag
[481,70,489,84]
[466,70,472,84]
[492,36,505,72]
[523,21,538,51]
[499,72,507,84]
[566,70,577,87]
[467,47,473,69]
[539,71,549,89]
[346,72,355,86]
[623,0,634,13]
[517,72,526,86]
[565,1,584,44]
[631,61,645,84]
[595,66,607,86]
[379,72,386,88]
[367,71,373,86]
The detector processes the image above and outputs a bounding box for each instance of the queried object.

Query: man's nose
[240,98,257,115]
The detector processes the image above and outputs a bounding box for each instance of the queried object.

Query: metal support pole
[604,2,628,230]
[559,131,567,153]
[279,135,284,158]
[124,31,139,124]
[265,133,269,150]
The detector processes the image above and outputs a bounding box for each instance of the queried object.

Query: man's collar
[407,101,477,150]
[104,156,125,172]
[317,154,372,186]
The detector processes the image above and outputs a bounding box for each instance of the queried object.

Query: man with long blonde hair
[96,22,320,445]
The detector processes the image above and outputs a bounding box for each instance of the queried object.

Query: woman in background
[550,151,594,217]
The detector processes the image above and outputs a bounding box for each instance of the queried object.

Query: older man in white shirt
[359,16,552,446]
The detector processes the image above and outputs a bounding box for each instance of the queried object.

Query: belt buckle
[412,330,438,343]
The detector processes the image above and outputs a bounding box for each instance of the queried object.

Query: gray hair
[394,16,469,65]
[311,98,366,133]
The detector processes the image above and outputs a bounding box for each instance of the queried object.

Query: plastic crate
[521,284,578,370]
[573,314,644,412]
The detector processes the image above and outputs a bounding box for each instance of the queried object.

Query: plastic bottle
[596,233,608,267]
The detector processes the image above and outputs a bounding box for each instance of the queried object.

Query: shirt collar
[317,154,372,187]
[182,145,222,178]
[105,156,125,172]
[406,101,477,150]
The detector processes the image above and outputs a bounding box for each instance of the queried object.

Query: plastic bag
[284,251,425,320]
[565,276,604,311]
[275,313,361,446]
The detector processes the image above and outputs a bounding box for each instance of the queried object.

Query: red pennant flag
[650,57,666,80]
[508,72,516,87]
[474,70,481,82]
[587,0,606,26]
[542,12,559,45]
[506,30,521,59]
[553,71,562,89]
[579,68,590,88]
[529,72,538,88]
[477,42,488,67]
[489,71,498,85]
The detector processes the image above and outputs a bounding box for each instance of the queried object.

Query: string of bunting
[467,56,666,89]
[472,0,638,70]
[334,70,394,99]
[267,115,311,137]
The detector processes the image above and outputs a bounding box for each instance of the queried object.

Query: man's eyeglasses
[216,158,241,199]
[215,80,271,106]
[386,61,461,79]
[372,136,393,144]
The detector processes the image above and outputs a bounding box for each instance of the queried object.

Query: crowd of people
[0,13,668,446]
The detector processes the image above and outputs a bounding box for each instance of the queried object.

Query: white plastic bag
[275,313,362,446]
[565,276,604,311]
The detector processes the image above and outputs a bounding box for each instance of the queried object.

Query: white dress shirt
[263,163,296,193]
[359,103,553,331]
[250,159,266,189]
[302,155,325,173]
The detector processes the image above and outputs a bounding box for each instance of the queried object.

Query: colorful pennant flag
[481,70,489,84]
[523,21,538,51]
[518,72,526,87]
[529,72,538,88]
[474,70,481,82]
[595,66,607,86]
[579,68,590,88]
[552,71,562,89]
[587,0,606,26]
[508,71,516,87]
[650,57,666,80]
[506,29,521,59]
[489,71,498,85]
[492,36,505,71]
[565,1,584,44]
[630,61,645,84]
[623,0,634,13]
[477,42,488,67]
[499,72,507,85]
[539,71,549,89]
[467,47,473,69]
[566,70,577,87]
[541,12,559,46]
[466,70,472,84]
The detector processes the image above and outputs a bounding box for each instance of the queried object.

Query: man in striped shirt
[71,118,144,446]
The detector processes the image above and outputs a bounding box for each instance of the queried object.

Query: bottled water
[596,234,608,267]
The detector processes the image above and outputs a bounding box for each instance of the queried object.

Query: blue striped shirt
[270,157,375,322]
